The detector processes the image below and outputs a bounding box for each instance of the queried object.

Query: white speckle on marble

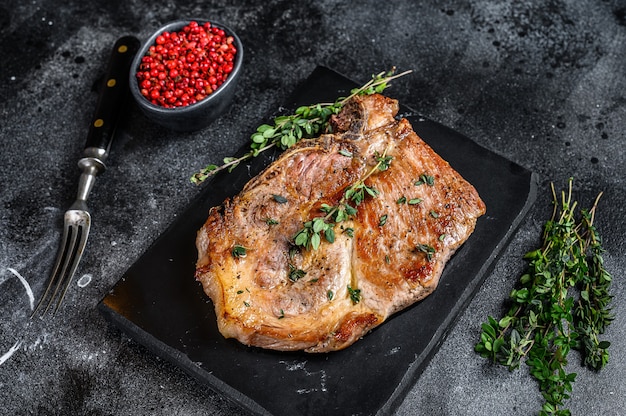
[26,333,50,351]
[385,346,401,356]
[280,360,307,371]
[279,360,328,394]
[7,268,34,311]
[0,341,22,366]
[77,274,92,288]
[148,195,157,209]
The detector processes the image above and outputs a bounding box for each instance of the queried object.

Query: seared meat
[195,94,486,352]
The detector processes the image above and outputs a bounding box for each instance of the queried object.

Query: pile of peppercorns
[136,21,237,108]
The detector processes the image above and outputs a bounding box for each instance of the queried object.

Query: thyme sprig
[190,68,411,184]
[292,147,392,251]
[475,179,613,416]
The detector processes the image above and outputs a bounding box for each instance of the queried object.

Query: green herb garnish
[231,244,247,258]
[191,68,412,184]
[292,148,391,250]
[475,179,613,416]
[288,264,307,282]
[272,194,288,204]
[414,173,435,186]
[375,151,393,171]
[415,243,435,261]
[378,214,388,227]
[347,285,361,304]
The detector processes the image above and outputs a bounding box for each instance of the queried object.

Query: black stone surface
[1,1,624,415]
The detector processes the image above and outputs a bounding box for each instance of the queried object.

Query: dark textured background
[1,1,625,415]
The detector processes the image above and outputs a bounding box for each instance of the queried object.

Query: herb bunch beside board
[190,68,411,184]
[475,179,614,416]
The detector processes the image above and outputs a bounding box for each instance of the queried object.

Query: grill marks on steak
[195,94,486,352]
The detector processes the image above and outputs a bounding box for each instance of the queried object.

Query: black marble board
[98,66,537,416]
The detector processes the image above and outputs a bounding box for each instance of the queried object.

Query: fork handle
[83,35,140,162]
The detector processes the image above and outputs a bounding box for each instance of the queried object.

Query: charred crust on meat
[332,313,380,343]
[330,98,366,135]
[264,169,280,181]
[403,262,434,283]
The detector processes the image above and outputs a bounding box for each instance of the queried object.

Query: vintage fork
[32,35,139,317]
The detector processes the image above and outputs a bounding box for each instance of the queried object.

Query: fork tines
[32,213,89,318]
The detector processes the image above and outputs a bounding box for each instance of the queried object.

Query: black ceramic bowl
[129,19,243,132]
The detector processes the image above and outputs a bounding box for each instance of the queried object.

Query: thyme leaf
[375,151,393,171]
[414,173,435,186]
[415,243,435,261]
[288,264,307,282]
[347,285,361,304]
[231,244,247,258]
[272,194,288,204]
[378,214,388,227]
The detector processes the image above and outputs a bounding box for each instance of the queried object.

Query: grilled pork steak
[195,94,486,352]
